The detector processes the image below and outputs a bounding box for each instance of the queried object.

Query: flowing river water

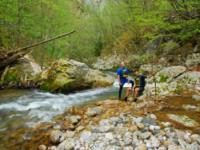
[0,88,200,150]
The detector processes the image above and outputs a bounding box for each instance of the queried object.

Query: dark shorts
[135,86,145,96]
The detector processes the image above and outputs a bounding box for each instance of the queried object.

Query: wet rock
[141,116,157,126]
[50,130,65,144]
[167,114,199,127]
[38,144,47,150]
[56,138,75,150]
[68,115,81,124]
[86,107,103,117]
[192,95,200,101]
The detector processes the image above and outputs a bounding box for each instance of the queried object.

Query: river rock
[56,138,75,150]
[167,114,199,127]
[168,145,182,150]
[141,116,157,126]
[38,144,47,150]
[92,125,114,133]
[47,146,57,150]
[86,107,103,117]
[155,66,186,82]
[186,53,200,67]
[138,131,152,140]
[50,130,65,144]
[135,144,147,150]
[192,95,200,101]
[140,64,162,74]
[177,71,200,85]
[182,104,199,111]
[68,115,81,124]
[1,55,41,87]
[191,134,200,143]
[38,59,114,92]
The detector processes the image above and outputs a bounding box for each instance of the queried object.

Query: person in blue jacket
[116,62,133,100]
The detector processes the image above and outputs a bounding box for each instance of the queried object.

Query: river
[0,88,199,150]
[0,88,117,150]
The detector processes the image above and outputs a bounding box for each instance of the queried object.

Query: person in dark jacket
[133,70,146,101]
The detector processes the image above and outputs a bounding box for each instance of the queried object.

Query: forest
[0,0,200,150]
[1,0,199,66]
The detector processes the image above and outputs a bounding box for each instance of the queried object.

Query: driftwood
[0,30,75,69]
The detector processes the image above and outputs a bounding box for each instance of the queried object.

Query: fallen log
[0,30,75,69]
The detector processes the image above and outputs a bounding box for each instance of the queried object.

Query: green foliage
[0,0,199,64]
[159,74,169,82]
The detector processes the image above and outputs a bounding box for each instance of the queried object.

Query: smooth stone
[68,115,81,124]
[191,134,200,142]
[38,145,47,150]
[192,95,200,101]
[167,114,199,127]
[80,131,92,143]
[168,145,182,150]
[65,131,75,138]
[50,130,65,144]
[135,144,147,150]
[47,146,57,150]
[138,131,152,140]
[149,114,157,120]
[137,123,145,129]
[141,117,157,126]
[92,125,114,133]
[124,146,134,150]
[76,126,85,132]
[86,107,103,117]
[56,138,75,150]
[161,122,172,127]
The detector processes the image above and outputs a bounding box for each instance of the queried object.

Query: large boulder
[176,71,200,85]
[0,55,41,87]
[37,59,114,92]
[185,53,200,67]
[155,66,186,82]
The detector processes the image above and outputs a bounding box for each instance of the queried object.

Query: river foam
[0,88,116,129]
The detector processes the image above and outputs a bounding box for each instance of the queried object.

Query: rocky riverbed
[37,94,200,150]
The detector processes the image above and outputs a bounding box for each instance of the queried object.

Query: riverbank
[37,90,200,150]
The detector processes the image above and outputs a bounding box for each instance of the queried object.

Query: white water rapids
[0,88,117,131]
